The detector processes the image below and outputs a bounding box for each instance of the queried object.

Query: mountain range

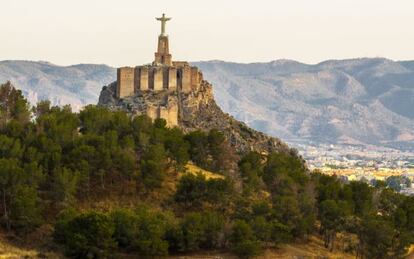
[1,58,413,150]
[0,60,116,111]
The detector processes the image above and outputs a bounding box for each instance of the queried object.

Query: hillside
[98,79,291,155]
[1,81,413,258]
[1,58,414,149]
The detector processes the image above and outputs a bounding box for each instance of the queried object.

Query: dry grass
[0,234,61,259]
[184,162,225,180]
[169,235,355,259]
[407,245,414,259]
[263,235,354,259]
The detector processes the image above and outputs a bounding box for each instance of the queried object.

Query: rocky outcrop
[98,80,293,155]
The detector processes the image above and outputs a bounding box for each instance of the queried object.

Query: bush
[111,207,171,256]
[230,220,262,258]
[166,211,225,253]
[54,211,116,258]
[174,173,232,208]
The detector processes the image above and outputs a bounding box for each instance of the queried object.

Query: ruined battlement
[116,64,203,98]
[116,13,203,99]
[115,13,205,127]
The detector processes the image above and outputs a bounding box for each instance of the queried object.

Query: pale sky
[1,0,413,67]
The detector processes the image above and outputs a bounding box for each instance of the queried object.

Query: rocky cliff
[98,79,293,155]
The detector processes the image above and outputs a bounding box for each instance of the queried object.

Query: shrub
[54,211,116,258]
[230,220,262,258]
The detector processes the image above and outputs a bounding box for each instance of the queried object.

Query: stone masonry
[116,14,204,127]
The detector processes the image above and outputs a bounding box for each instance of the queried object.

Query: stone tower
[154,14,172,66]
[154,35,172,66]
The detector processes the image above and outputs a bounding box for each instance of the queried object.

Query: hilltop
[1,58,414,150]
[98,79,291,155]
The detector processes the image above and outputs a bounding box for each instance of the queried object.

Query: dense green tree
[319,199,350,251]
[111,207,171,256]
[164,127,190,170]
[208,129,231,172]
[140,143,168,189]
[358,216,396,259]
[230,220,262,258]
[0,81,31,128]
[79,105,114,134]
[199,211,225,249]
[250,216,271,243]
[0,158,25,229]
[270,221,292,245]
[180,213,206,251]
[50,167,80,209]
[54,211,116,258]
[174,173,232,208]
[263,152,307,187]
[349,181,373,216]
[9,185,41,233]
[239,152,263,193]
[35,105,79,146]
[185,130,209,168]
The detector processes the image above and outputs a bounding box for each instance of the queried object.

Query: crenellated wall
[116,21,203,127]
[117,64,201,97]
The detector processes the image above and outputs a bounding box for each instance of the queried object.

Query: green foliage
[111,207,171,256]
[263,152,307,188]
[239,152,263,193]
[51,167,80,209]
[250,216,271,242]
[270,221,292,244]
[140,144,167,189]
[174,173,232,208]
[9,185,42,233]
[230,220,262,258]
[313,171,414,255]
[180,212,225,251]
[185,130,209,168]
[0,158,26,229]
[0,81,31,128]
[1,82,414,258]
[358,216,400,259]
[185,129,234,172]
[349,181,373,216]
[319,199,350,250]
[164,128,190,169]
[54,211,116,258]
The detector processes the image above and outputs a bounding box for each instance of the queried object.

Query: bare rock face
[98,80,294,156]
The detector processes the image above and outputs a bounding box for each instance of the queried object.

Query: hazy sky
[1,0,413,67]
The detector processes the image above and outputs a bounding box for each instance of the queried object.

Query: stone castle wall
[116,64,198,127]
[117,64,202,98]
[144,96,178,127]
[117,67,135,98]
[116,19,202,126]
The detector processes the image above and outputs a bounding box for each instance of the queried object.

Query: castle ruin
[116,14,203,127]
[100,14,291,155]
